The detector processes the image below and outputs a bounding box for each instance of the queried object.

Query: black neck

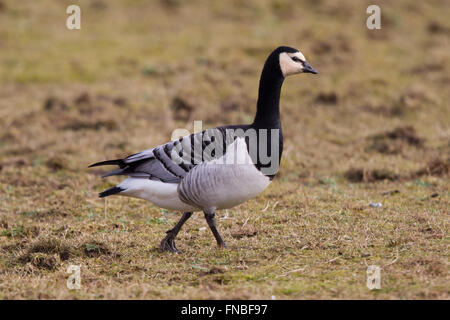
[252,56,284,129]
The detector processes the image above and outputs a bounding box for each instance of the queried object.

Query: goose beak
[303,61,318,74]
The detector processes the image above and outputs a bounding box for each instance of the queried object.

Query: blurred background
[0,0,448,299]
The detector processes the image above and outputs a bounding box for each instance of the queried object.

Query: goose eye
[291,57,301,62]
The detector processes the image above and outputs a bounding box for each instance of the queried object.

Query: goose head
[277,46,318,77]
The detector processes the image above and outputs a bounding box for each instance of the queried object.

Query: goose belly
[178,163,271,210]
[117,178,199,212]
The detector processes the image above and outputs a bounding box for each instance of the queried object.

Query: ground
[0,0,449,299]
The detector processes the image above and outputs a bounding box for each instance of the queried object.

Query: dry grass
[0,0,449,299]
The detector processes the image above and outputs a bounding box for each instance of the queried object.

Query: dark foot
[204,211,228,249]
[159,212,193,254]
[160,233,181,253]
[217,240,229,249]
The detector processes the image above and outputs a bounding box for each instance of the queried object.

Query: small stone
[369,202,382,208]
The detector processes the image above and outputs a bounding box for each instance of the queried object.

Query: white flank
[117,178,199,212]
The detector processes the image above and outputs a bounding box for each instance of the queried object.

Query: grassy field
[0,0,449,299]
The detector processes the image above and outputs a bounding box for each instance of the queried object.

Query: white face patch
[279,51,306,77]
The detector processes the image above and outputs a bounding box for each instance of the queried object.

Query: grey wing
[90,126,238,183]
[103,144,192,183]
[91,131,206,183]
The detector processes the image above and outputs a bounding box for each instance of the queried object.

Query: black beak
[303,61,318,74]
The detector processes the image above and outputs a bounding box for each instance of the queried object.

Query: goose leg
[160,212,192,253]
[204,210,228,248]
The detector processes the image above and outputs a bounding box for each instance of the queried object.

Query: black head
[268,46,318,77]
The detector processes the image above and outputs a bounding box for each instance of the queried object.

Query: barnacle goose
[89,46,317,253]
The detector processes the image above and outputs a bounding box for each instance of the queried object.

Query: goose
[89,46,317,253]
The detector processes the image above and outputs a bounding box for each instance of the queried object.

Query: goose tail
[99,186,125,198]
[88,159,125,168]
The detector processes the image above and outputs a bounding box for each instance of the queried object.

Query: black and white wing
[89,125,248,183]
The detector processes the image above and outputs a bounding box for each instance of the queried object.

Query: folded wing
[89,127,240,183]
